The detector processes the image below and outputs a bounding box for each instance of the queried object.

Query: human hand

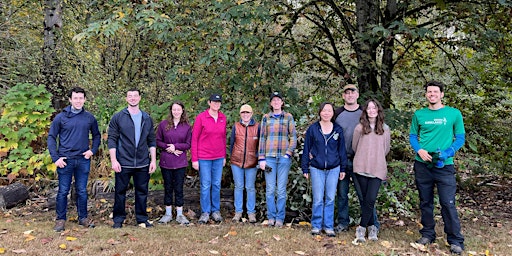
[417,149,432,162]
[111,160,121,173]
[192,161,199,171]
[82,150,94,159]
[259,161,266,171]
[173,150,183,156]
[339,172,346,180]
[303,173,309,179]
[55,157,67,168]
[166,144,175,153]
[149,161,156,174]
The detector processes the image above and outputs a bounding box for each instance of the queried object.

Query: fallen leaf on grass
[100,199,107,203]
[254,230,263,235]
[129,236,138,242]
[273,235,281,241]
[323,243,334,249]
[351,238,361,245]
[209,250,219,254]
[24,234,36,242]
[107,238,122,245]
[0,248,5,254]
[294,251,306,255]
[0,230,7,234]
[263,247,272,255]
[406,229,414,235]
[66,236,77,241]
[11,249,27,254]
[41,237,53,244]
[228,229,237,236]
[380,240,392,248]
[410,242,428,252]
[59,244,67,250]
[22,230,34,235]
[126,250,134,254]
[298,222,311,227]
[313,235,322,242]
[467,250,477,255]
[208,236,219,244]
[509,229,512,235]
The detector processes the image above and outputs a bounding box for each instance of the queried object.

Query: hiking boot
[355,226,366,243]
[198,213,210,224]
[311,228,320,235]
[176,215,190,225]
[450,244,463,255]
[158,215,173,224]
[368,225,378,241]
[211,211,223,222]
[325,229,336,237]
[138,221,153,228]
[232,212,242,222]
[248,213,257,223]
[415,237,432,245]
[267,219,275,226]
[53,220,65,232]
[335,224,348,233]
[112,222,123,229]
[274,220,284,228]
[78,217,95,228]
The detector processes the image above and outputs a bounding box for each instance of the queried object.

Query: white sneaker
[356,226,366,242]
[176,215,190,225]
[368,225,378,241]
[158,214,172,224]
[232,212,242,222]
[198,213,210,224]
[212,211,223,222]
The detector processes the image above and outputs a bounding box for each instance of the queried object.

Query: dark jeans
[113,166,150,224]
[414,161,464,248]
[161,167,186,207]
[336,160,380,229]
[354,173,382,228]
[56,157,91,221]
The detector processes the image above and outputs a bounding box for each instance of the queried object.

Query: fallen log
[0,182,30,209]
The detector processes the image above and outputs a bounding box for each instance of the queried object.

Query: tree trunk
[355,0,380,95]
[0,182,30,209]
[380,0,398,108]
[42,0,66,111]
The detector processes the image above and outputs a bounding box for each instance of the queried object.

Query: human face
[342,89,359,106]
[366,101,378,119]
[208,100,221,111]
[171,103,183,120]
[240,111,252,123]
[425,85,444,106]
[126,91,141,107]
[270,97,283,112]
[69,92,86,110]
[319,104,334,122]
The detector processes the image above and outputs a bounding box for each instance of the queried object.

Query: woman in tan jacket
[352,99,390,242]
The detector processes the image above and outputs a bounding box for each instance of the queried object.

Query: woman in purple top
[156,101,192,225]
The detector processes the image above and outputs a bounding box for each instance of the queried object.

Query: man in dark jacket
[48,87,100,232]
[108,88,157,228]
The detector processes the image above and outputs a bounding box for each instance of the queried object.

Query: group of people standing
[47,81,466,255]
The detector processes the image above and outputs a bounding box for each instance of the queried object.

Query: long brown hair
[360,99,385,135]
[165,100,189,130]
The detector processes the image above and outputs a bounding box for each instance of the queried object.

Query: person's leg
[245,167,258,214]
[56,160,74,221]
[231,164,244,214]
[310,167,326,231]
[352,170,380,229]
[113,168,133,224]
[276,155,291,222]
[414,161,436,241]
[336,175,350,229]
[74,158,91,221]
[264,157,278,221]
[324,166,341,231]
[355,174,372,227]
[364,177,382,227]
[199,160,213,214]
[210,158,224,213]
[133,167,150,224]
[435,165,464,249]
[161,168,173,207]
[174,167,186,208]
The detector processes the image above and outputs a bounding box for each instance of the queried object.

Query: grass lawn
[0,206,510,256]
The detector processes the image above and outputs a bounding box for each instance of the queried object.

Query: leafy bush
[0,83,55,181]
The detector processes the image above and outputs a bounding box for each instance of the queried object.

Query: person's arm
[257,115,268,170]
[149,146,157,174]
[352,124,362,153]
[156,122,168,150]
[107,114,121,172]
[301,125,312,175]
[229,124,236,155]
[47,115,61,163]
[84,115,101,159]
[191,113,203,170]
[286,114,297,157]
[409,113,432,162]
[174,124,192,151]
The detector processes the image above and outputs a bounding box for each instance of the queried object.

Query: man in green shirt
[409,81,465,255]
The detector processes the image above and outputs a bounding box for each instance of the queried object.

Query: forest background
[0,0,511,228]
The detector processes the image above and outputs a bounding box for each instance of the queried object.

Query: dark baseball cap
[270,91,283,101]
[209,93,222,102]
[343,84,358,92]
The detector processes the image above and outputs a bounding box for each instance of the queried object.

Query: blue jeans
[231,165,257,214]
[336,160,380,229]
[310,166,340,231]
[414,161,464,248]
[161,167,186,207]
[199,158,224,214]
[56,157,91,221]
[113,166,150,224]
[264,156,292,221]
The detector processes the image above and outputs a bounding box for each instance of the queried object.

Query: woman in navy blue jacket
[301,102,348,237]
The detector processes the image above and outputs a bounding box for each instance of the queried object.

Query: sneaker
[450,244,463,255]
[158,215,173,224]
[112,222,123,229]
[335,224,349,233]
[368,225,378,241]
[274,220,284,228]
[325,229,336,237]
[415,237,432,245]
[311,228,320,235]
[78,217,95,228]
[248,213,257,223]
[138,221,153,228]
[211,211,223,222]
[355,226,366,243]
[232,212,242,222]
[198,213,210,224]
[176,215,190,225]
[53,220,65,232]
[267,219,275,226]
